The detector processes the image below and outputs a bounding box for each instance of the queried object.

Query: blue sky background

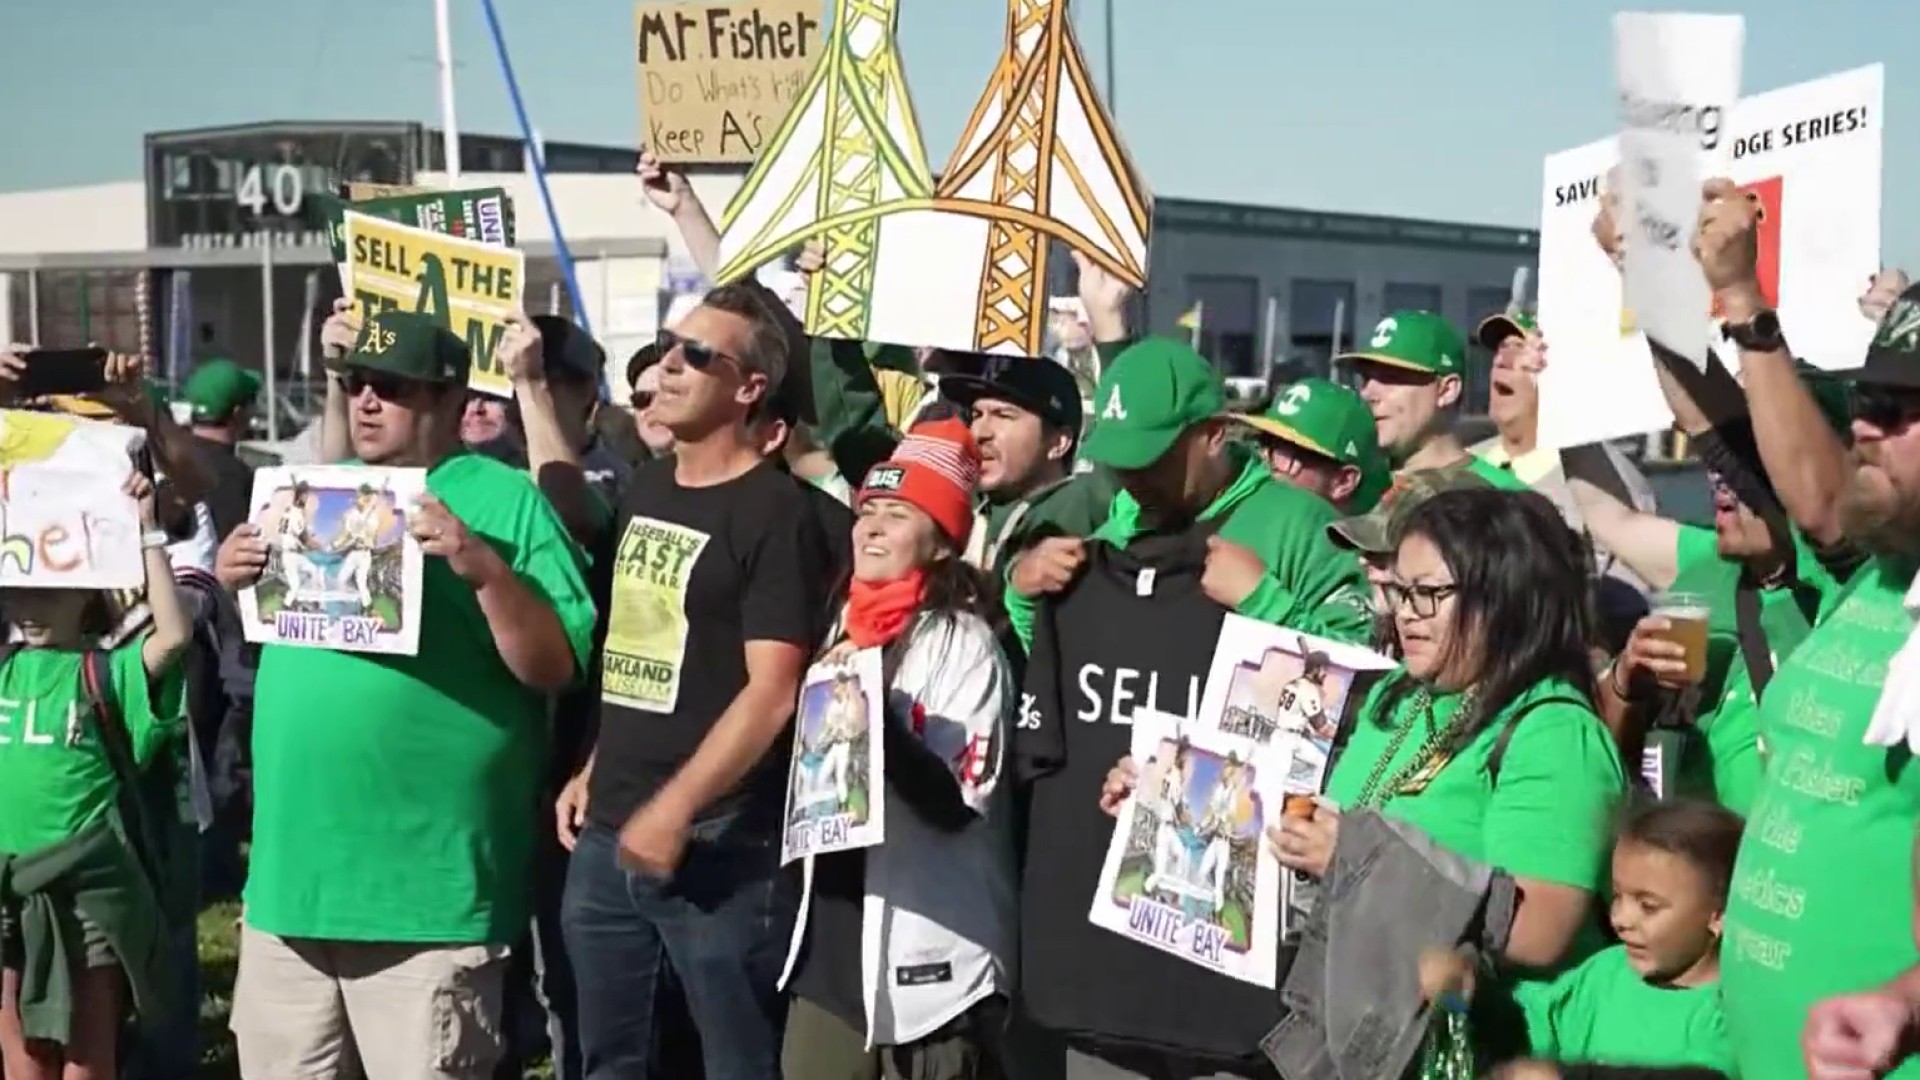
[1,0,1911,263]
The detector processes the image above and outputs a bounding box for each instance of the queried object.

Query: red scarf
[844,570,927,649]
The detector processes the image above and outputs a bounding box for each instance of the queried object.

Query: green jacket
[808,335,1125,578]
[1005,446,1375,651]
[0,815,169,1045]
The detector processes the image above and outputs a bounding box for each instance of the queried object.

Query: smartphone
[16,347,108,398]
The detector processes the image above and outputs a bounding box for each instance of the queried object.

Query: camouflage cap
[1327,464,1495,554]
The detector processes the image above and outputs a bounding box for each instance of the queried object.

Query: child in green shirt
[0,469,190,1079]
[1508,799,1744,1076]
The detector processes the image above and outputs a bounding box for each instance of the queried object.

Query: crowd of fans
[0,155,1917,1080]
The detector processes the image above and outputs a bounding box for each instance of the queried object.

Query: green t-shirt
[1521,946,1734,1073]
[1666,525,1834,815]
[0,641,182,855]
[245,452,597,945]
[1721,557,1920,1080]
[1326,676,1628,1058]
[1465,455,1534,493]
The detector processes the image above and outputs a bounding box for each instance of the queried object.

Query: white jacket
[779,610,1017,1046]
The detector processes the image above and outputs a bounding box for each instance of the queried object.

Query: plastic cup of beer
[1651,591,1711,685]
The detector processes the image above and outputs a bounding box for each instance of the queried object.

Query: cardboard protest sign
[715,0,1150,357]
[1536,64,1883,450]
[319,187,515,267]
[0,410,144,590]
[780,648,885,865]
[237,466,427,655]
[1089,711,1283,988]
[343,211,526,398]
[1613,12,1743,368]
[634,0,824,163]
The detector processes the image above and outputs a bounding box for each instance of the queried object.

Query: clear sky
[0,0,1910,263]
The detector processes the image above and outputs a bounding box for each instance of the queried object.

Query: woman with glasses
[1270,487,1629,1066]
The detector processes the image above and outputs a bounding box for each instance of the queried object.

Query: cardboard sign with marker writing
[634,0,824,164]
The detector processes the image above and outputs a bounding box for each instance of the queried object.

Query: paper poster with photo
[1537,63,1883,450]
[781,648,885,865]
[0,410,145,590]
[237,466,427,656]
[1195,614,1397,747]
[1613,12,1743,368]
[1089,711,1283,988]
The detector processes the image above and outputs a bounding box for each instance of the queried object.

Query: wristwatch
[1722,308,1787,353]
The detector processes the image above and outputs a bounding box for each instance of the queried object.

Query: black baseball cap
[1837,283,1920,389]
[532,315,605,386]
[938,353,1083,431]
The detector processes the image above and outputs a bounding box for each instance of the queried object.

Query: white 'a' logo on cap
[1370,318,1398,348]
[1275,383,1312,416]
[1102,385,1128,421]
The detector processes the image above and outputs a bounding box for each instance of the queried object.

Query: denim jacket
[1261,810,1517,1080]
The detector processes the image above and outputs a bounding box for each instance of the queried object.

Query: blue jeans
[562,817,797,1080]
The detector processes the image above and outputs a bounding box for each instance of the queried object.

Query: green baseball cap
[1474,310,1539,352]
[182,358,262,423]
[1079,338,1228,470]
[1337,310,1466,376]
[344,310,471,385]
[1234,377,1378,468]
[1327,465,1494,553]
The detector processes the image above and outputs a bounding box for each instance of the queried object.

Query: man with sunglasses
[625,341,677,459]
[1683,178,1920,1080]
[1230,376,1389,512]
[566,282,833,1080]
[213,309,595,1078]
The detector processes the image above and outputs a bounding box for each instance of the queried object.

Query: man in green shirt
[213,310,596,1080]
[1334,309,1527,491]
[1005,339,1373,651]
[1230,375,1390,512]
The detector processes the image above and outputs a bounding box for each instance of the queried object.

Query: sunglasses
[657,328,741,372]
[344,370,423,402]
[1849,383,1920,432]
[630,390,655,410]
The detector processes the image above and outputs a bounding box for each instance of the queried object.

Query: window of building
[1382,282,1442,317]
[1184,275,1259,377]
[1463,285,1513,417]
[1288,279,1356,382]
[37,270,144,354]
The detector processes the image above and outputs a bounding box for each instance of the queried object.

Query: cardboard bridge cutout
[716,0,1151,357]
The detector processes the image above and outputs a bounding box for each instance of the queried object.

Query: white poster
[238,466,427,656]
[1537,64,1884,449]
[0,410,144,589]
[1089,712,1284,988]
[1195,614,1397,746]
[1613,12,1743,368]
[782,648,886,866]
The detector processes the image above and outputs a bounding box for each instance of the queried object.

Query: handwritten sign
[1613,12,1743,368]
[634,0,824,163]
[343,211,525,398]
[0,410,144,590]
[1537,65,1883,450]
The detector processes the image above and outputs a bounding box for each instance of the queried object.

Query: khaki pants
[230,924,507,1080]
[781,994,1008,1080]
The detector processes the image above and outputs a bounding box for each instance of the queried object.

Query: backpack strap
[79,650,166,881]
[1733,583,1775,697]
[1486,695,1590,788]
[981,476,1075,573]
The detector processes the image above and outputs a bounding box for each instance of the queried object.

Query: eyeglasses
[344,371,420,402]
[1381,580,1458,618]
[1256,436,1337,477]
[657,328,741,372]
[1850,383,1920,432]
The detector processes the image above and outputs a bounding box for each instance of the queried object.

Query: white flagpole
[434,0,462,186]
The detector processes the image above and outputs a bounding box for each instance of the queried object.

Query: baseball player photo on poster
[781,647,887,866]
[237,465,427,656]
[1089,710,1285,989]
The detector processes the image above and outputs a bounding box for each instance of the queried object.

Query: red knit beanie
[858,416,981,547]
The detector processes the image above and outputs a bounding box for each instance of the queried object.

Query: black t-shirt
[787,849,867,1028]
[799,481,854,588]
[1015,524,1278,1063]
[190,435,256,543]
[588,458,833,828]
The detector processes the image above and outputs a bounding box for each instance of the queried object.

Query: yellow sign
[603,517,711,713]
[342,210,525,398]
